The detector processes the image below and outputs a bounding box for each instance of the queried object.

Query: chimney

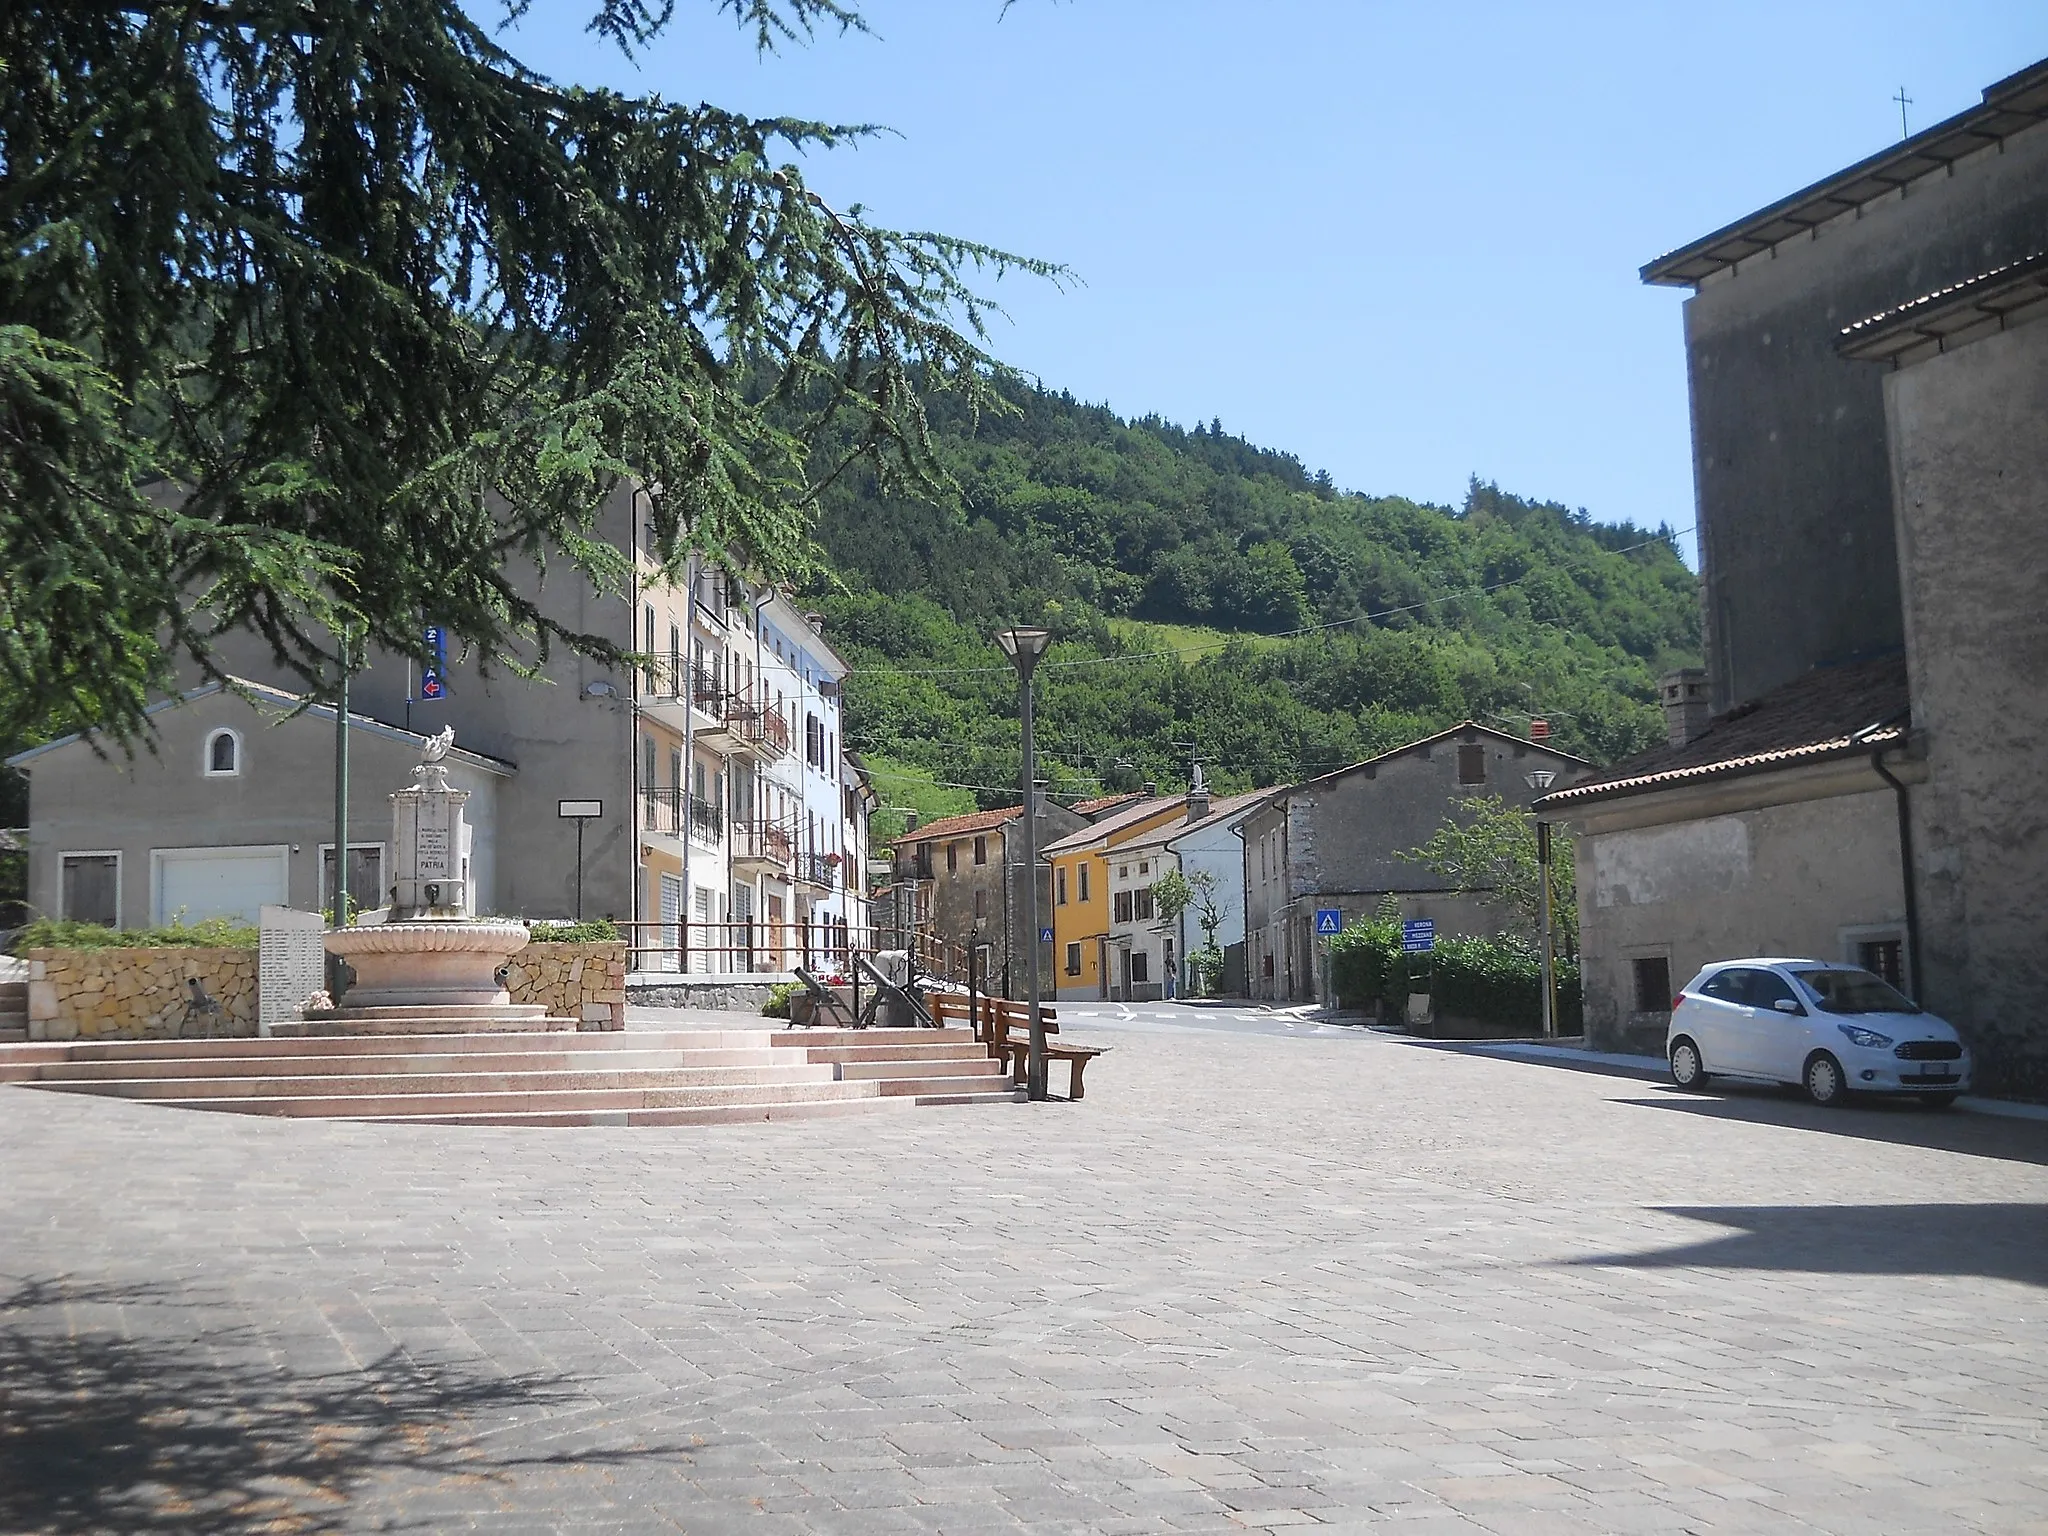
[902,811,920,833]
[1143,781,1157,797]
[1660,668,1711,747]
[1185,764,1211,824]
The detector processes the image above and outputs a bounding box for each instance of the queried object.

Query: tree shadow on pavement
[1616,1089,2048,1167]
[1562,1204,2048,1289]
[0,1274,637,1535]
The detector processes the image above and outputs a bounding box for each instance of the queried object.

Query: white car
[1666,958,1971,1107]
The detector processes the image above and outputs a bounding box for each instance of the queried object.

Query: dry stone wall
[504,941,628,1029]
[26,948,258,1041]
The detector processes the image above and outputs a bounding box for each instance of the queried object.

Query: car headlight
[1837,1024,1893,1049]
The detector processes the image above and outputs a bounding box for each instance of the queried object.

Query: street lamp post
[996,625,1053,1100]
[1526,769,1558,1038]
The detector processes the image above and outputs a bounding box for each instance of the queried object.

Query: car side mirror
[1773,998,1804,1015]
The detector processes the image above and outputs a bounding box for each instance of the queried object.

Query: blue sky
[501,2,2048,562]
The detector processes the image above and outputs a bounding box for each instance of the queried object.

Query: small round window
[204,728,241,777]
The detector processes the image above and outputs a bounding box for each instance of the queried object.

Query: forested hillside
[799,383,1699,825]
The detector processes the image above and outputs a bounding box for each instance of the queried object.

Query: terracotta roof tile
[1070,791,1144,816]
[1538,654,1910,808]
[1106,792,1270,856]
[894,806,1021,844]
[1040,796,1186,857]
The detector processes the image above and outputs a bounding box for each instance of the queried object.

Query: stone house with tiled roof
[1547,57,2048,1086]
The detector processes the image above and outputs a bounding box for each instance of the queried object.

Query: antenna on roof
[1894,85,1913,139]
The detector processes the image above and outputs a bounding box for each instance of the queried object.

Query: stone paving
[3,1009,2046,1534]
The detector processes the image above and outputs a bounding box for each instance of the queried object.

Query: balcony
[730,818,795,876]
[795,851,840,891]
[642,788,723,848]
[639,653,734,739]
[733,699,791,759]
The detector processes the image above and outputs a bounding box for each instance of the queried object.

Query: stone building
[1546,57,2048,1089]
[1243,724,1592,1004]
[885,799,1086,998]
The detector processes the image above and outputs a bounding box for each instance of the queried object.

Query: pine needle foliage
[0,0,1054,748]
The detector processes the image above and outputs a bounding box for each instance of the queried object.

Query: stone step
[0,1028,27,1045]
[20,1046,794,1082]
[119,1077,884,1119]
[345,1096,924,1128]
[796,1041,991,1065]
[868,1071,1013,1096]
[770,1027,977,1048]
[23,1061,841,1101]
[272,1013,576,1037]
[836,1057,1009,1083]
[0,1029,779,1062]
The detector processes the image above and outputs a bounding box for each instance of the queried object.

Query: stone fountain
[288,729,572,1036]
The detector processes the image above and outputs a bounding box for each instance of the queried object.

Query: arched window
[204,728,241,777]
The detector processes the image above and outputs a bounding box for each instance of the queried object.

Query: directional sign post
[1312,909,1344,1011]
[1401,919,1436,954]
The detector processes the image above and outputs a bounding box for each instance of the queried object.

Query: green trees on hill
[806,384,1699,806]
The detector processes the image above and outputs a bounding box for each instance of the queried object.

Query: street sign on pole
[1039,926,1054,944]
[1401,918,1436,954]
[1313,908,1343,936]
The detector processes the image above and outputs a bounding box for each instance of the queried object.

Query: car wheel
[1804,1051,1849,1107]
[1669,1037,1707,1090]
[1918,1093,1958,1110]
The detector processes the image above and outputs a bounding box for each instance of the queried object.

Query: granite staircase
[0,980,25,1043]
[0,1025,1018,1126]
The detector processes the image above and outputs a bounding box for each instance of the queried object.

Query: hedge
[1330,922,1581,1034]
[16,917,260,950]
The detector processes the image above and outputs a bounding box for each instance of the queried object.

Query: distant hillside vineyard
[799,382,1700,827]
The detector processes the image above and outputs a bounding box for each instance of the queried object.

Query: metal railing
[796,851,840,890]
[642,788,724,845]
[729,818,795,869]
[625,919,864,976]
[737,702,791,756]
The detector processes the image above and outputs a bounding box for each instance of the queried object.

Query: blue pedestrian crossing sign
[1313,908,1343,936]
[1039,926,1055,943]
[1402,918,1437,953]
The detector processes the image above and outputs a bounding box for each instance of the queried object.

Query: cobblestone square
[3,1009,2045,1533]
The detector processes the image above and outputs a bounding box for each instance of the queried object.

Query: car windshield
[1793,968,1920,1015]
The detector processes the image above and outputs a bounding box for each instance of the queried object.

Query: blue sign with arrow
[419,624,448,702]
[1313,908,1343,936]
[1402,918,1436,954]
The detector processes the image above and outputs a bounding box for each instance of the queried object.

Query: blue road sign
[418,624,449,702]
[1039,926,1055,943]
[1402,918,1437,954]
[1314,908,1343,936]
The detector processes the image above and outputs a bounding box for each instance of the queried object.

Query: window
[1857,938,1905,990]
[204,728,241,777]
[1118,864,1128,879]
[321,844,385,915]
[805,712,823,768]
[1747,969,1802,1014]
[1056,867,1068,905]
[1699,969,1746,1003]
[61,853,119,926]
[1078,865,1091,902]
[1632,956,1673,1013]
[1113,890,1134,923]
[946,842,958,874]
[1134,888,1155,921]
[1138,861,1149,875]
[1131,951,1149,983]
[973,835,987,866]
[1458,743,1487,785]
[643,604,657,691]
[1065,942,1082,976]
[973,888,986,919]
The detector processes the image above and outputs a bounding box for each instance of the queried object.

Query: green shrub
[760,981,800,1020]
[18,916,260,950]
[1329,920,1581,1034]
[1328,910,1404,1014]
[527,918,621,943]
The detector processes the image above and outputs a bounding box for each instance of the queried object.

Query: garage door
[153,846,289,927]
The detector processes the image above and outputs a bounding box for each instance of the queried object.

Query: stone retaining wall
[26,947,258,1041]
[627,976,785,1015]
[505,941,628,1029]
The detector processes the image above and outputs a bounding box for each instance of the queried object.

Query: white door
[153,846,289,927]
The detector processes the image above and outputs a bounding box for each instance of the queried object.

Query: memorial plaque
[259,905,328,1028]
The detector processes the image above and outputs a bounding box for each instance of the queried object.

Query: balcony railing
[624,918,866,977]
[642,788,723,845]
[730,818,795,869]
[736,702,791,757]
[796,851,840,890]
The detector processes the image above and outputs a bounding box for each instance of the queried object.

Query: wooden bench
[931,994,1109,1100]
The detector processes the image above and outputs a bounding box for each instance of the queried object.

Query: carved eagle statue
[420,725,456,762]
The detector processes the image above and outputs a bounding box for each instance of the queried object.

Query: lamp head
[1525,768,1557,792]
[995,625,1053,674]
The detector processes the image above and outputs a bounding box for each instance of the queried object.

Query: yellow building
[1044,794,1190,1000]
